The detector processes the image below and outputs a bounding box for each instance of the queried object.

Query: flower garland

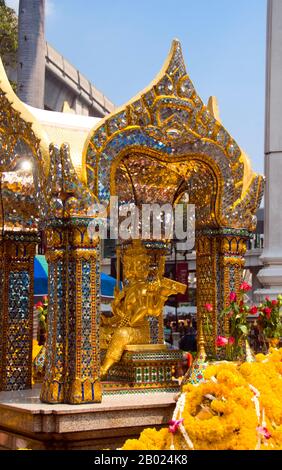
[121,428,169,451]
[121,349,282,450]
[169,393,194,450]
[178,367,258,450]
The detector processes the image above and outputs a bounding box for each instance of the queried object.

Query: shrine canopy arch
[0,57,49,176]
[0,57,97,225]
[0,57,51,228]
[108,148,221,232]
[83,40,263,232]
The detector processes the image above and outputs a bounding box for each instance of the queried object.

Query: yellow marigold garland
[121,428,169,451]
[121,349,282,450]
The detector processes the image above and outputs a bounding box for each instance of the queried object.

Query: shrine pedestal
[0,386,175,450]
[104,345,182,393]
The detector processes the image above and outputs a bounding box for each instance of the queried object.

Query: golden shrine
[0,40,263,405]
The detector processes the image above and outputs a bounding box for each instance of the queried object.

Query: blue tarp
[34,255,120,297]
[101,272,121,297]
[34,255,48,295]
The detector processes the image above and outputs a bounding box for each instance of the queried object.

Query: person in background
[178,321,186,339]
[185,320,195,335]
[164,318,172,345]
[178,327,197,352]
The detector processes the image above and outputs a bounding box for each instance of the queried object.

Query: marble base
[255,287,282,301]
[0,385,176,450]
[255,263,282,300]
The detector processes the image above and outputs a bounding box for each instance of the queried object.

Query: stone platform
[0,385,176,450]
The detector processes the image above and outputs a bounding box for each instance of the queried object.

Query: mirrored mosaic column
[40,217,102,404]
[0,231,38,391]
[196,232,218,356]
[196,229,249,356]
[217,230,249,338]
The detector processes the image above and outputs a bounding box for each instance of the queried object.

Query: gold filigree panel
[114,150,219,230]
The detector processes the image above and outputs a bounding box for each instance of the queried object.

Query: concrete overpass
[44,42,115,117]
[7,41,115,117]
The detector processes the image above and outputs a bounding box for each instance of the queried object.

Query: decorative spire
[181,315,208,388]
[197,317,207,361]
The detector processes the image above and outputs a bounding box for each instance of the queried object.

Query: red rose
[228,337,235,345]
[272,300,278,306]
[35,301,43,309]
[240,282,252,292]
[250,306,258,315]
[229,292,237,302]
[263,307,272,319]
[204,303,213,312]
[216,336,228,347]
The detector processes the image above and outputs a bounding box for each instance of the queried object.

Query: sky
[6,0,267,175]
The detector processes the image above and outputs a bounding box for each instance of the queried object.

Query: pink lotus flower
[228,337,235,345]
[250,306,258,315]
[257,426,271,440]
[216,336,228,347]
[169,418,184,434]
[240,282,252,292]
[229,292,237,302]
[204,303,213,312]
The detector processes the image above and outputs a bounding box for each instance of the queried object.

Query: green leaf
[0,4,18,68]
[239,325,248,334]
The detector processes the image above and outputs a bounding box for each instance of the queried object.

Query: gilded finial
[181,316,208,388]
[197,316,207,361]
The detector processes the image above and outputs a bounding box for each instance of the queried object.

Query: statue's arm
[129,306,148,326]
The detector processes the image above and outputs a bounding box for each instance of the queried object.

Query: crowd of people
[163,316,274,379]
[164,316,270,354]
[164,315,197,352]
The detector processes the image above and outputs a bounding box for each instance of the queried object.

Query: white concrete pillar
[17,0,46,108]
[257,0,282,299]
